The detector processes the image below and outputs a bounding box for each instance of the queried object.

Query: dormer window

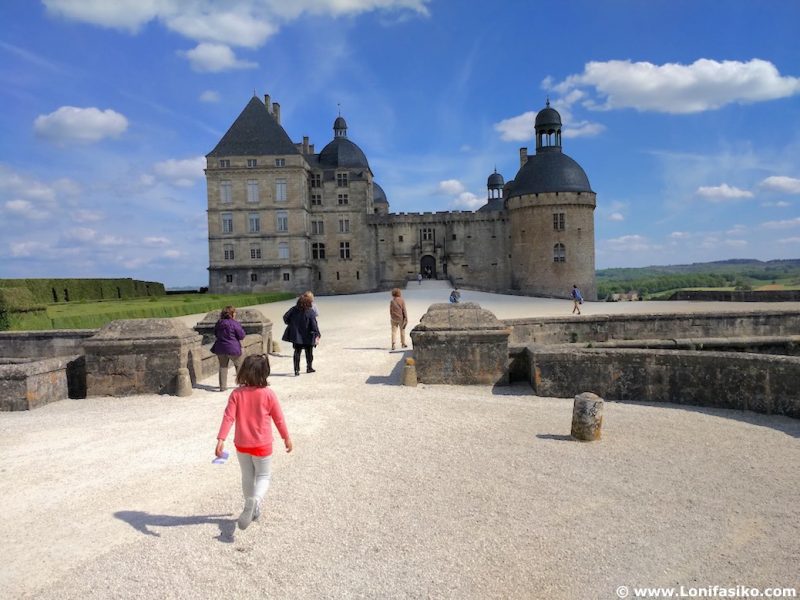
[219,159,230,168]
[275,158,285,167]
[247,159,257,168]
[336,173,348,187]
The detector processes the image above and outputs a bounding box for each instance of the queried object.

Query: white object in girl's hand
[212,450,229,465]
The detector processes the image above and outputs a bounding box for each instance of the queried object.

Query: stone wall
[504,310,800,345]
[528,346,800,418]
[0,330,97,359]
[669,290,800,302]
[0,356,84,411]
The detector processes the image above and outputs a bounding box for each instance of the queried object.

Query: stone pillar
[402,358,417,387]
[410,303,511,385]
[571,392,604,441]
[84,319,203,396]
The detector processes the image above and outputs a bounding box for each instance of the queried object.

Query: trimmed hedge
[0,288,47,331]
[0,278,165,304]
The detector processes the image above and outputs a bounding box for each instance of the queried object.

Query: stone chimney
[264,94,271,112]
[309,143,315,154]
[303,136,309,154]
[272,102,281,124]
[519,147,528,168]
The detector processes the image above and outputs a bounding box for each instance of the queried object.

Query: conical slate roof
[207,96,300,157]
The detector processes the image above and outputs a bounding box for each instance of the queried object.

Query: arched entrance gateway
[420,255,436,279]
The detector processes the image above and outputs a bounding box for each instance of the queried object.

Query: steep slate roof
[508,148,593,197]
[207,96,300,157]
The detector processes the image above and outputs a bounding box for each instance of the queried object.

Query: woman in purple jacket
[211,305,246,391]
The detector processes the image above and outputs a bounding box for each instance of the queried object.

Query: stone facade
[206,94,596,299]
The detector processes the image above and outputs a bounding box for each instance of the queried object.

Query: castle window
[219,159,230,168]
[247,180,259,203]
[338,193,349,205]
[421,227,434,241]
[283,273,290,281]
[338,218,350,233]
[452,234,457,240]
[225,274,233,283]
[553,243,566,263]
[553,213,565,231]
[336,172,348,187]
[247,159,257,168]
[276,211,288,232]
[312,220,324,235]
[275,179,287,202]
[311,193,322,206]
[310,173,321,188]
[312,243,326,259]
[224,245,234,260]
[250,273,258,282]
[248,213,260,233]
[275,158,285,167]
[221,213,233,234]
[399,235,404,242]
[356,271,360,280]
[336,272,340,280]
[220,180,232,204]
[250,246,261,259]
[339,241,351,259]
[278,242,289,259]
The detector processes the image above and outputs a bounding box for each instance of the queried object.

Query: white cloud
[548,58,800,113]
[450,192,483,211]
[72,209,104,222]
[761,217,800,229]
[181,43,257,72]
[762,201,791,208]
[759,176,800,194]
[724,239,748,248]
[153,156,206,186]
[144,236,170,246]
[494,111,535,142]
[199,90,221,103]
[669,231,691,239]
[726,225,748,235]
[63,227,98,242]
[696,183,753,201]
[34,106,128,143]
[10,241,50,257]
[164,249,182,259]
[4,199,50,220]
[44,0,430,54]
[494,100,605,143]
[437,179,466,195]
[778,237,800,244]
[608,212,624,222]
[604,234,656,252]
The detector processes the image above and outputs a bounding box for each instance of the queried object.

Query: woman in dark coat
[282,294,321,376]
[211,305,246,391]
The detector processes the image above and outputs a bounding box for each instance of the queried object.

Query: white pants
[237,452,272,502]
[391,322,406,348]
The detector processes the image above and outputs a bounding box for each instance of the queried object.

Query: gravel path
[1,284,798,599]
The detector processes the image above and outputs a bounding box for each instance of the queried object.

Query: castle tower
[505,101,597,299]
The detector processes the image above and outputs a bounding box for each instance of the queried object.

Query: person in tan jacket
[389,288,408,351]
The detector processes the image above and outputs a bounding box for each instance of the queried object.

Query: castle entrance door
[420,255,436,279]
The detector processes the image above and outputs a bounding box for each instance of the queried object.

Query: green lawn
[9,292,295,330]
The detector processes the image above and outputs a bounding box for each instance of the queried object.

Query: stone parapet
[197,334,264,380]
[529,345,800,419]
[410,303,511,385]
[84,319,203,396]
[0,355,83,411]
[0,330,96,359]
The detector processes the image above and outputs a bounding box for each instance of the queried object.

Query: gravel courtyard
[1,283,798,599]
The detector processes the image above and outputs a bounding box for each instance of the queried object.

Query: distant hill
[596,259,800,298]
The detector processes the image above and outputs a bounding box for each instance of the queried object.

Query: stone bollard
[571,392,604,441]
[176,367,193,397]
[271,340,281,354]
[402,358,417,387]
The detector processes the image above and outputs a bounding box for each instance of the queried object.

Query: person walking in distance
[571,284,583,315]
[389,288,408,351]
[211,305,246,392]
[417,273,423,285]
[282,294,321,376]
[215,354,292,531]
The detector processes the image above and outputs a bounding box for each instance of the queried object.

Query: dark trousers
[293,344,313,372]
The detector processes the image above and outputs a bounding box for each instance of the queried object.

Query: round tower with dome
[505,101,597,299]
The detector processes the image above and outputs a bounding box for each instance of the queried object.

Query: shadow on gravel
[194,383,220,392]
[343,347,390,351]
[114,511,236,543]
[536,434,575,442]
[365,351,410,385]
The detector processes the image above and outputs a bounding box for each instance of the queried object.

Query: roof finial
[254,88,257,97]
[337,102,341,117]
[545,95,550,107]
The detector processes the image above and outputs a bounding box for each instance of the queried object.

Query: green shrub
[0,287,48,331]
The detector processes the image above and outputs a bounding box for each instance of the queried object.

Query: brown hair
[236,354,270,387]
[297,294,313,311]
[220,305,236,320]
[391,288,402,297]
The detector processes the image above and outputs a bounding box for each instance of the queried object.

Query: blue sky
[1,0,799,287]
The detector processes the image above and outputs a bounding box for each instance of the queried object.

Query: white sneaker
[253,501,261,521]
[237,497,256,530]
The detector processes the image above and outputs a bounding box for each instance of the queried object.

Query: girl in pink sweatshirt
[215,354,293,530]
